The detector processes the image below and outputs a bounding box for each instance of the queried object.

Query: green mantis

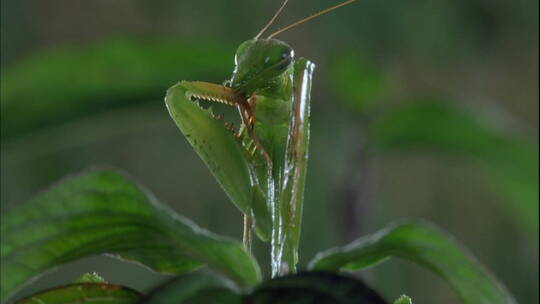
[165,0,356,277]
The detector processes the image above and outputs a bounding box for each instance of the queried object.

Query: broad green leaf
[393,295,412,304]
[74,272,106,283]
[248,271,387,304]
[370,100,538,233]
[1,39,233,139]
[142,272,241,304]
[165,82,270,241]
[1,169,260,302]
[15,283,142,304]
[309,220,516,304]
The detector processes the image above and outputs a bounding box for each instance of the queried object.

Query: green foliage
[309,220,516,304]
[18,271,393,304]
[14,283,142,304]
[370,100,539,233]
[1,40,233,139]
[329,46,538,236]
[3,170,517,303]
[141,272,241,304]
[0,170,260,302]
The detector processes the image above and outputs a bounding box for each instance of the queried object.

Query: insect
[165,0,356,277]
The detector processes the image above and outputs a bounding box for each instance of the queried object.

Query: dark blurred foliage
[1,0,538,303]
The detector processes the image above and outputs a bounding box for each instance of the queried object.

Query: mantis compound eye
[281,51,291,59]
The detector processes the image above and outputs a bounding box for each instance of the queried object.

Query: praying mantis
[165,0,356,277]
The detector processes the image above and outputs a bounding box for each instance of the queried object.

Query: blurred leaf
[165,82,270,241]
[309,220,516,304]
[1,39,233,139]
[370,100,539,233]
[329,52,384,112]
[142,272,241,304]
[248,271,387,304]
[393,295,412,304]
[15,283,142,304]
[0,169,260,302]
[74,272,106,283]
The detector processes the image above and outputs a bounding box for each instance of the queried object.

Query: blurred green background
[1,0,538,303]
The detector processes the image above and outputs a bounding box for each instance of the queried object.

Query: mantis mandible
[165,0,356,277]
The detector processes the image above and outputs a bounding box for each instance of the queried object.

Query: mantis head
[229,0,356,95]
[229,39,294,94]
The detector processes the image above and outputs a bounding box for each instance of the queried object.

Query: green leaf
[15,283,142,304]
[74,272,107,283]
[1,39,233,139]
[393,295,413,304]
[1,169,260,302]
[165,82,270,241]
[142,272,241,304]
[370,100,539,233]
[309,220,516,304]
[248,271,387,304]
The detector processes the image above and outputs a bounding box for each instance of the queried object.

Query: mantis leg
[276,58,315,276]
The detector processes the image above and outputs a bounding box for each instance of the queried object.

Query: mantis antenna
[254,0,290,40]
[267,0,356,39]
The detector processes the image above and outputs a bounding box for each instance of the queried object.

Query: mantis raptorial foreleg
[179,81,272,252]
[182,81,269,160]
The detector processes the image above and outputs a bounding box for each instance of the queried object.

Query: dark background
[1,0,538,303]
